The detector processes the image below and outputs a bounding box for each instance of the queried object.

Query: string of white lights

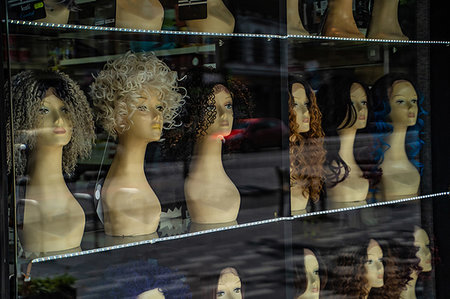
[8,20,450,45]
[29,191,449,264]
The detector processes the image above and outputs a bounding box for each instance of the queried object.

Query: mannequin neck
[112,136,149,176]
[385,125,409,160]
[28,145,65,186]
[328,0,353,16]
[408,270,419,290]
[400,270,419,299]
[191,135,224,172]
[337,128,357,165]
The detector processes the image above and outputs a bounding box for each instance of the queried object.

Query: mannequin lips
[220,121,230,127]
[358,115,366,120]
[408,113,415,118]
[311,287,319,293]
[53,127,66,134]
[377,274,383,279]
[302,118,310,123]
[152,124,161,130]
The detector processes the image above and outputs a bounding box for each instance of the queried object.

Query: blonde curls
[90,51,185,139]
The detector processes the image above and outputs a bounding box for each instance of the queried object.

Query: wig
[288,75,325,202]
[196,266,244,299]
[371,73,426,174]
[90,51,185,139]
[293,247,327,297]
[164,66,252,162]
[316,74,373,188]
[6,70,95,176]
[105,260,192,298]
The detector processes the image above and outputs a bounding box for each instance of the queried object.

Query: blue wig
[105,260,192,299]
[371,73,427,174]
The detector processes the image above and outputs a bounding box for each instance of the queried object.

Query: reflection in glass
[317,75,370,207]
[8,70,95,253]
[288,76,325,214]
[294,248,327,299]
[371,73,425,201]
[90,51,185,236]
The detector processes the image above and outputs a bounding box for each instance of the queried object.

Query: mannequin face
[338,83,368,130]
[35,89,73,148]
[297,249,320,299]
[120,89,163,143]
[216,267,242,299]
[137,288,165,299]
[206,85,234,139]
[414,228,432,272]
[292,83,310,133]
[364,239,384,289]
[388,80,418,127]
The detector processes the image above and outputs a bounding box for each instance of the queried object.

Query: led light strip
[29,191,449,264]
[8,20,450,45]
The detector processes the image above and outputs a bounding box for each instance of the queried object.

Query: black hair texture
[293,246,328,297]
[162,66,252,167]
[105,260,192,298]
[316,74,373,188]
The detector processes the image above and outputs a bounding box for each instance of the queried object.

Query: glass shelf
[18,192,448,266]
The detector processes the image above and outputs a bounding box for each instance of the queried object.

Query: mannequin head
[6,70,95,175]
[216,267,243,299]
[316,74,370,187]
[90,51,185,142]
[371,73,426,171]
[288,75,325,202]
[332,238,384,298]
[105,260,191,298]
[294,248,327,299]
[414,226,432,273]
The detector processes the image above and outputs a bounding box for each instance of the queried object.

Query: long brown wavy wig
[288,75,325,202]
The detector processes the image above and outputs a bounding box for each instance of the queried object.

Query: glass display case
[1,0,449,298]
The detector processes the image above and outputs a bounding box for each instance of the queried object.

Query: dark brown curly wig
[331,238,378,299]
[288,75,325,202]
[163,66,252,163]
[6,70,95,176]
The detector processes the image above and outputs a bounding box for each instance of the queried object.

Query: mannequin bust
[106,260,191,298]
[321,0,364,38]
[399,227,432,299]
[185,0,235,33]
[372,74,424,201]
[36,0,75,24]
[287,0,309,35]
[317,76,370,206]
[367,0,408,40]
[177,67,250,224]
[91,52,184,236]
[294,248,326,299]
[288,76,325,214]
[8,70,95,253]
[115,0,164,30]
[333,238,384,298]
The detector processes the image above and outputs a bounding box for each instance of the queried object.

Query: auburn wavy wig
[6,70,95,176]
[288,75,325,202]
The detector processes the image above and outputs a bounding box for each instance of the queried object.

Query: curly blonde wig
[90,51,185,139]
[6,70,95,175]
[288,76,326,202]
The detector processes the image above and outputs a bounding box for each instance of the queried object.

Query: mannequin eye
[234,288,241,293]
[314,270,319,275]
[61,107,69,114]
[361,100,368,106]
[137,105,149,112]
[411,99,418,104]
[156,105,164,112]
[206,104,216,112]
[216,291,225,297]
[38,107,50,114]
[225,103,233,110]
[366,259,373,264]
[395,99,405,104]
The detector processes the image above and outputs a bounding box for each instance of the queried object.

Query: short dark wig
[293,246,327,297]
